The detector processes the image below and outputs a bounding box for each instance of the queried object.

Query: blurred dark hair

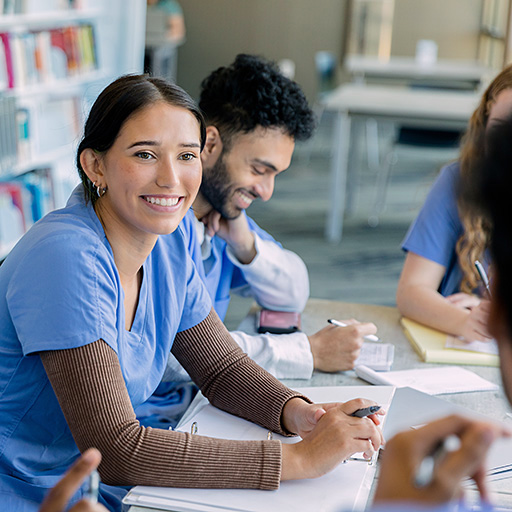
[456,64,512,292]
[77,74,206,204]
[471,116,512,336]
[199,54,315,149]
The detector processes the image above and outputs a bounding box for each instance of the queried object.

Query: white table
[128,299,512,511]
[323,84,480,242]
[345,55,497,89]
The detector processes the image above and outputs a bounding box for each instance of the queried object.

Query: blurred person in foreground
[373,117,512,511]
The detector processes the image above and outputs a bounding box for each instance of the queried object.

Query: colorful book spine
[0,33,15,89]
[0,25,97,90]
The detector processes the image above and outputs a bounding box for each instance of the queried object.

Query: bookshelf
[0,0,145,260]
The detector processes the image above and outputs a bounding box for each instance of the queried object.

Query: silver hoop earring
[94,182,107,198]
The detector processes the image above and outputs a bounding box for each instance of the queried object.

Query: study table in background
[345,55,496,90]
[323,83,481,243]
[128,298,512,512]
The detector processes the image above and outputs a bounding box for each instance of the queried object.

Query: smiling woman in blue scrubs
[0,74,384,512]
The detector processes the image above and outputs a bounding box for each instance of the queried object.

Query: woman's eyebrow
[128,140,160,148]
[127,141,201,149]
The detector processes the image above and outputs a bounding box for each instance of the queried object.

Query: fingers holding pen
[436,420,507,500]
[281,401,385,481]
[40,448,105,512]
[375,415,510,505]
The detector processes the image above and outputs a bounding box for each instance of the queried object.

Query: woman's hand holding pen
[446,292,482,310]
[458,299,493,343]
[445,293,493,342]
[374,415,509,505]
[280,398,385,481]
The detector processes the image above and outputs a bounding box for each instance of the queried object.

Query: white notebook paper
[123,386,395,512]
[355,342,394,371]
[354,365,499,395]
[445,335,499,356]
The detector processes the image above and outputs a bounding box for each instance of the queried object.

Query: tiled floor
[224,116,459,330]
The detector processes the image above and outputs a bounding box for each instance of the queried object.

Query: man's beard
[200,153,241,220]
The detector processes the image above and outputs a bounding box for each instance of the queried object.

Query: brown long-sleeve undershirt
[40,309,308,489]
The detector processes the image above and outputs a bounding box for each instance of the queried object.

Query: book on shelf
[0,35,7,90]
[0,90,81,177]
[15,106,30,163]
[0,168,55,254]
[0,33,15,89]
[18,168,55,223]
[0,24,97,91]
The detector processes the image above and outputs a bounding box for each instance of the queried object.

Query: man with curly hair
[137,55,378,428]
[189,53,378,371]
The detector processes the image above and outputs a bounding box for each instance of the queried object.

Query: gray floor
[224,115,459,330]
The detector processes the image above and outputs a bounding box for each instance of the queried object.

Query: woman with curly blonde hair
[396,64,512,342]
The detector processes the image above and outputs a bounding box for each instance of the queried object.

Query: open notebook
[401,317,499,367]
[123,386,395,512]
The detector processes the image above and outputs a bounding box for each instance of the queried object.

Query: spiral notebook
[123,385,395,512]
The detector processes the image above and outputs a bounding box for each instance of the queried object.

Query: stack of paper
[123,386,395,512]
[355,342,394,371]
[401,317,499,367]
[355,364,499,395]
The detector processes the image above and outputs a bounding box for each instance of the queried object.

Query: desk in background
[322,84,480,243]
[345,55,497,90]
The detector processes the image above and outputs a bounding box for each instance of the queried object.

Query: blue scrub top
[402,161,490,296]
[0,190,211,511]
[180,208,280,320]
[402,162,464,296]
[134,210,280,430]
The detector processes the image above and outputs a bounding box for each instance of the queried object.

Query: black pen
[350,405,381,418]
[475,260,492,298]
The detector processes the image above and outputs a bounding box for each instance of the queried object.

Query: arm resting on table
[41,339,282,490]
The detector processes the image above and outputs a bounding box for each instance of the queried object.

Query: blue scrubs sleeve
[402,162,463,268]
[6,232,119,355]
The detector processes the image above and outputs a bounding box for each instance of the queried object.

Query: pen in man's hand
[414,435,460,488]
[327,318,381,342]
[350,405,381,418]
[475,260,492,299]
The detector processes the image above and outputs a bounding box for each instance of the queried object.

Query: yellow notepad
[400,317,499,367]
